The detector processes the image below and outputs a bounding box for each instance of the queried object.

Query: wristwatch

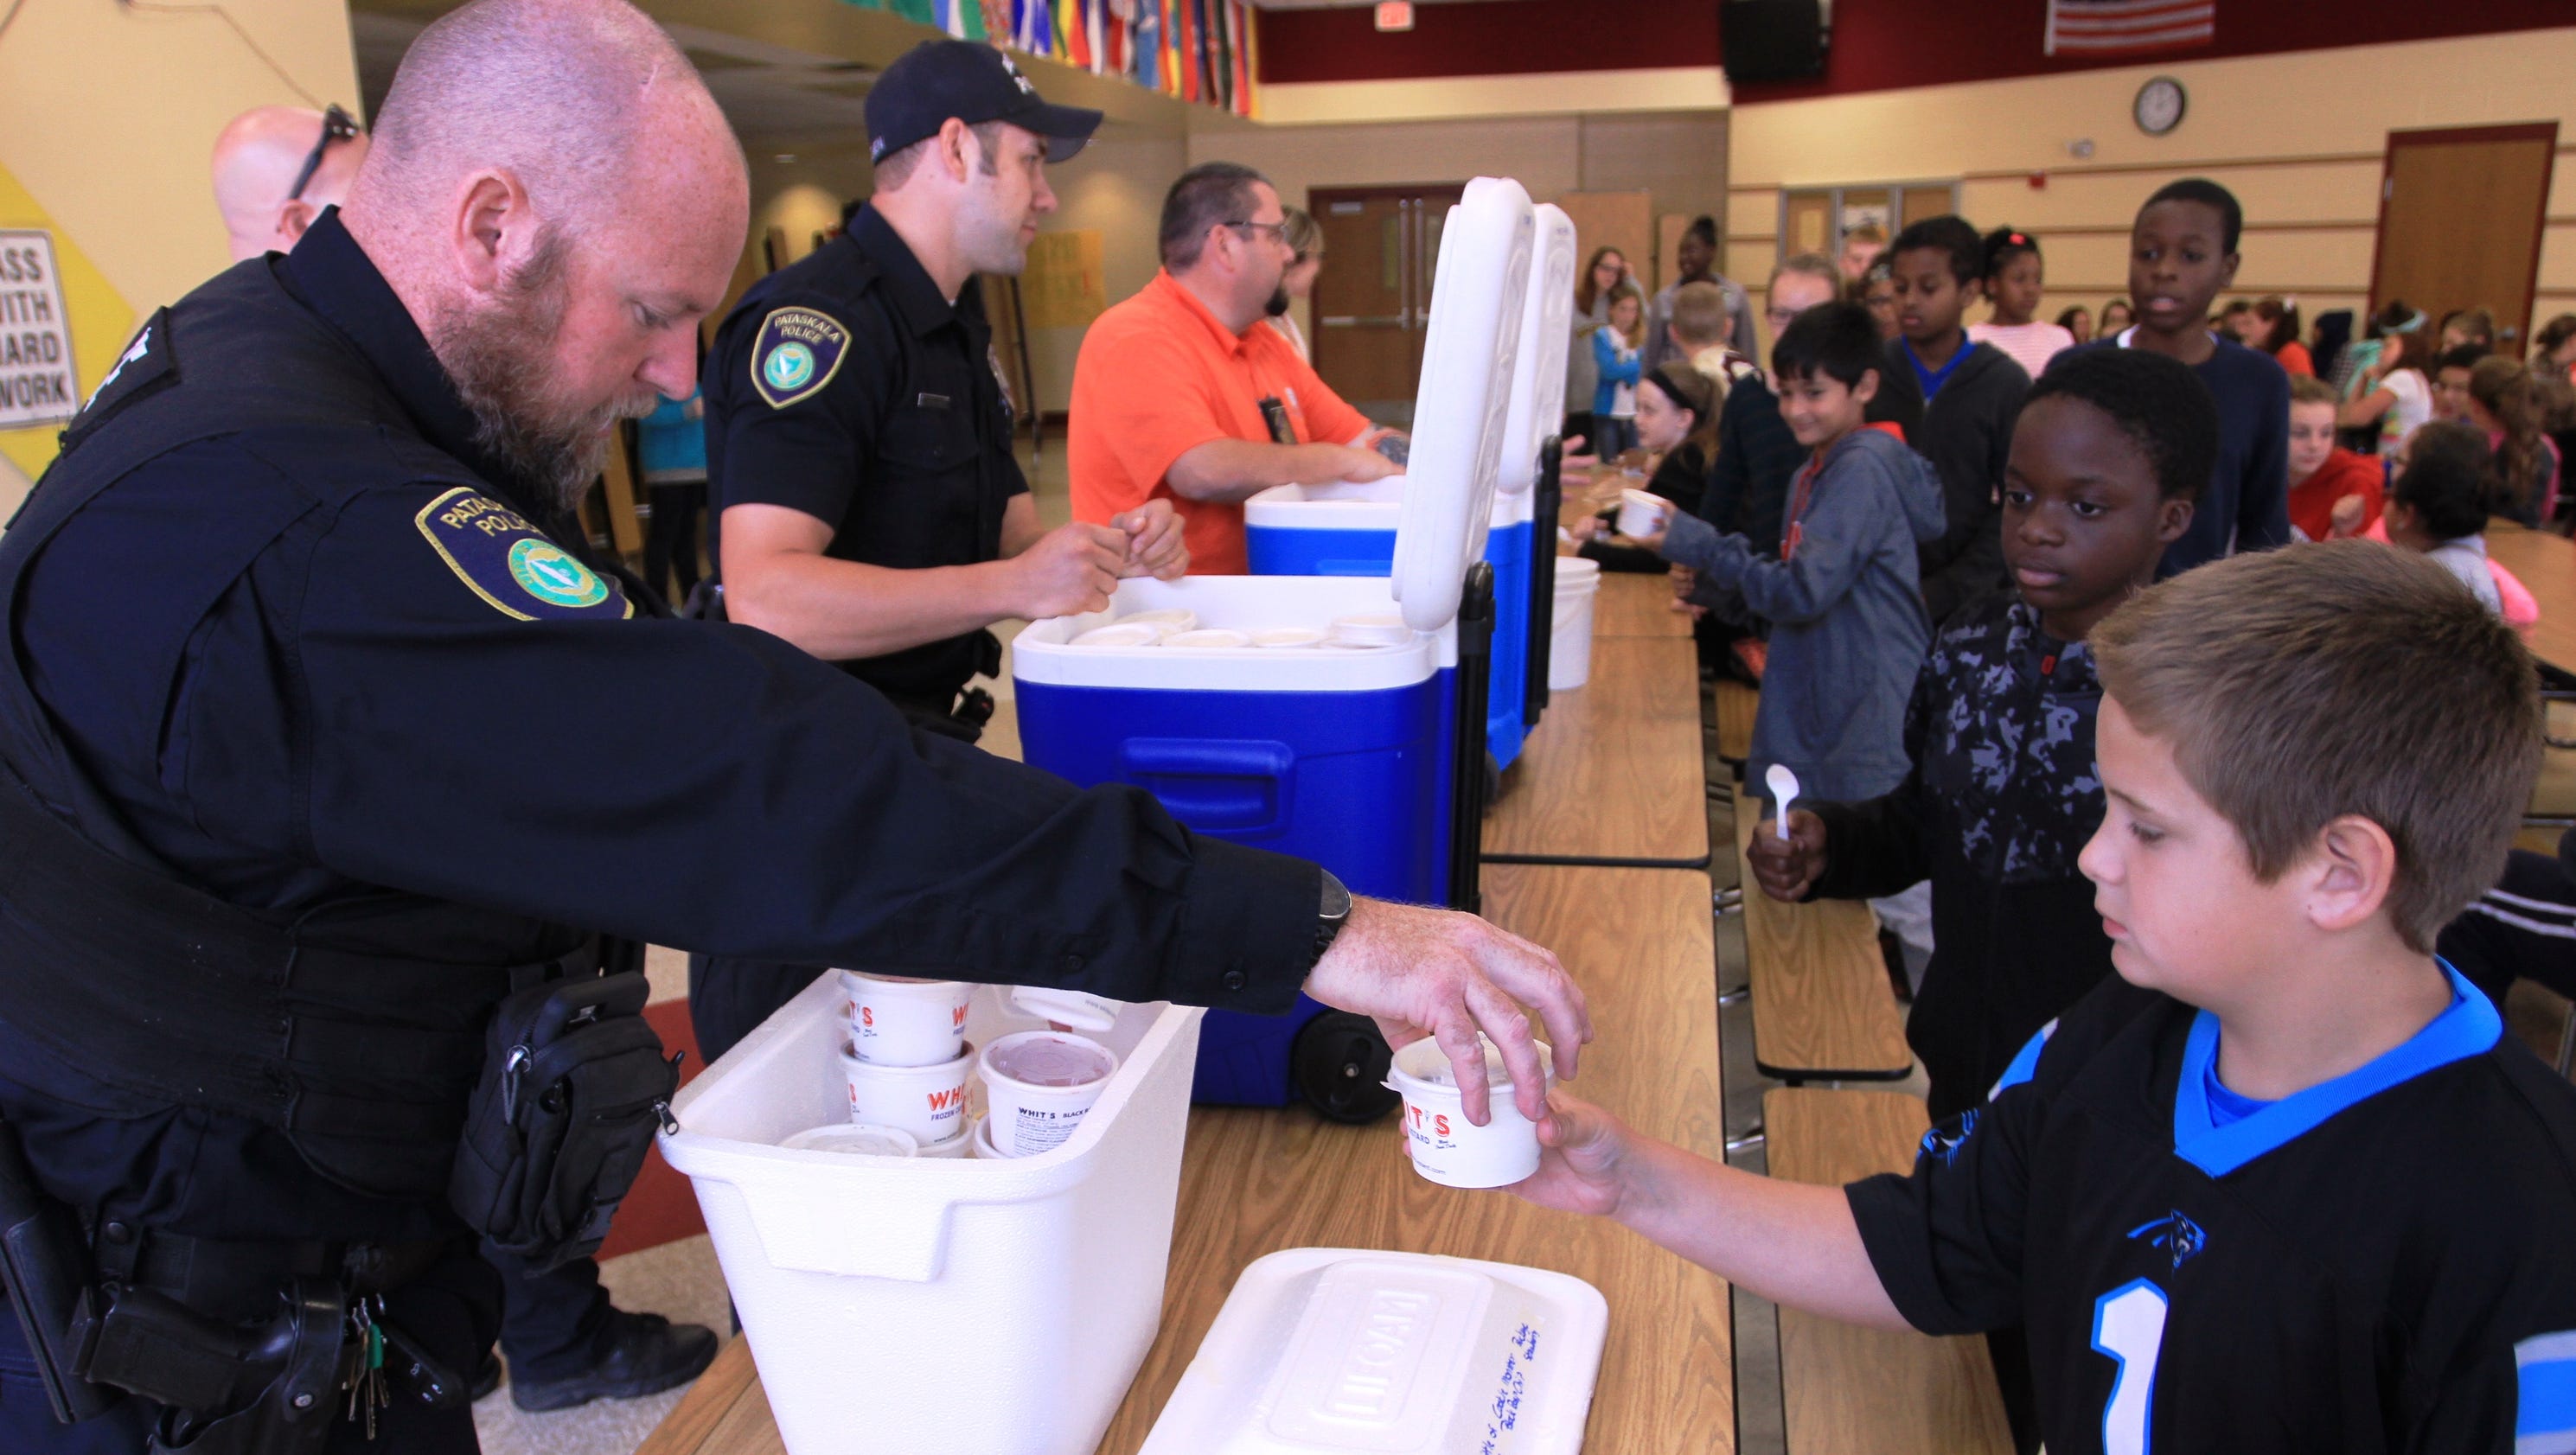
[1313,869,1352,963]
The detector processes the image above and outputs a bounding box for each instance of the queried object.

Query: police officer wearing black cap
[0,6,1587,1452]
[693,40,1190,1067]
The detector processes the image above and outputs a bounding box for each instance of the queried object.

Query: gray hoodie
[1659,424,1946,802]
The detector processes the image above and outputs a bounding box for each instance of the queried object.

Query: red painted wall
[1729,0,2576,102]
[1256,0,2576,94]
[1256,0,1718,82]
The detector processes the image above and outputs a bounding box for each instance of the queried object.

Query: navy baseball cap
[866,41,1103,165]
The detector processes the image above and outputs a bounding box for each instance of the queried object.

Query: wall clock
[2135,76,2187,137]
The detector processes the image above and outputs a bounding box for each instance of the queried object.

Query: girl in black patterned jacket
[1747,348,2212,1118]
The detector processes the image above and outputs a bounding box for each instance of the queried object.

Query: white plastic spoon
[1764,763,1800,841]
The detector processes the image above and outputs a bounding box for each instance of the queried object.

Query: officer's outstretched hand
[1305,897,1591,1126]
[1112,500,1189,582]
[1015,521,1128,619]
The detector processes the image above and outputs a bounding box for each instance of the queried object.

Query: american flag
[2045,0,2215,56]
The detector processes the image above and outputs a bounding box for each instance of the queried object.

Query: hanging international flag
[885,0,936,25]
[1011,0,1051,56]
[1162,0,1183,94]
[1211,0,1233,112]
[930,0,986,37]
[1087,0,1109,75]
[1055,0,1081,63]
[2044,0,2215,55]
[1230,0,1253,117]
[1129,0,1158,88]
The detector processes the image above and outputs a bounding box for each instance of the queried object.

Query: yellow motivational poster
[1021,229,1106,330]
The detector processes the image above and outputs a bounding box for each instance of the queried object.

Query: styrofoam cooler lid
[1389,176,1534,633]
[1140,1248,1606,1455]
[1497,204,1578,498]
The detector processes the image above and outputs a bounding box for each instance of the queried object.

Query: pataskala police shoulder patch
[752,304,852,409]
[413,487,633,622]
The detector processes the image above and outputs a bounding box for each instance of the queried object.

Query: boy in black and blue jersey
[1511,541,2576,1452]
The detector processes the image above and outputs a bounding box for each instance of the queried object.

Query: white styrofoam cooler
[1140,1248,1608,1454]
[657,974,1205,1455]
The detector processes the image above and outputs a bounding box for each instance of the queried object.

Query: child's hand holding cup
[1746,809,1829,902]
[1505,1088,1639,1220]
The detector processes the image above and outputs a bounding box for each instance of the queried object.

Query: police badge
[751,305,853,409]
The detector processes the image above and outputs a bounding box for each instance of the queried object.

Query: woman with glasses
[1266,208,1325,363]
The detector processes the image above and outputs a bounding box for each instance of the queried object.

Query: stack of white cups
[838,972,979,1157]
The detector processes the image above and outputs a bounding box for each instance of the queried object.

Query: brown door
[1556,190,1654,294]
[2370,123,2558,348]
[1310,184,1466,427]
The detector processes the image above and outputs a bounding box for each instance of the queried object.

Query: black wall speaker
[1721,0,1829,86]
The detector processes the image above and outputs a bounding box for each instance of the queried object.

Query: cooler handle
[1118,738,1295,835]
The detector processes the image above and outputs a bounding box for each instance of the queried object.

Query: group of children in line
[1526,174,2576,1453]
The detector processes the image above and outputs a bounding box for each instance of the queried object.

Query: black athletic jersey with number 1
[1847,966,2576,1454]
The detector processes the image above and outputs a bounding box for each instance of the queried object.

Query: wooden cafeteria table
[640,863,1737,1455]
[1483,635,1710,867]
[1586,566,1694,639]
[2488,521,2576,673]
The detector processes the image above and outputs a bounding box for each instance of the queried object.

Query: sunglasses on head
[288,105,361,203]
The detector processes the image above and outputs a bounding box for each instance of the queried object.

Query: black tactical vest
[0,260,597,1205]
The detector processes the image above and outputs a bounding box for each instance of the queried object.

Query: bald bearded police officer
[0,5,1589,1452]
[694,40,1188,1067]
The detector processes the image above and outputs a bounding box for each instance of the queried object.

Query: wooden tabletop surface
[1735,811,1913,1082]
[642,864,1737,1455]
[1764,1089,2013,1454]
[1484,635,1711,865]
[2488,522,2576,673]
[1582,565,1695,640]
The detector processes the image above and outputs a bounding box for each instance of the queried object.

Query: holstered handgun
[0,1112,114,1423]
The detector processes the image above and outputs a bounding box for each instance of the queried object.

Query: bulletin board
[0,162,134,484]
[1021,229,1106,330]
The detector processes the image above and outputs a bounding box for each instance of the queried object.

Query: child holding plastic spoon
[1745,346,2207,1121]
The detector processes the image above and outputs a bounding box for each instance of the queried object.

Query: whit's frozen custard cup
[1615,488,1671,539]
[841,971,973,1067]
[1007,986,1123,1032]
[978,1031,1120,1157]
[1385,1036,1553,1189]
[778,1123,920,1158]
[841,1039,975,1146]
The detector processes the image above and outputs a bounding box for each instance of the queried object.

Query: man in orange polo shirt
[1070,162,1397,574]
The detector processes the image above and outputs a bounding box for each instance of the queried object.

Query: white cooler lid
[1140,1247,1607,1455]
[1497,204,1577,498]
[1389,176,1534,633]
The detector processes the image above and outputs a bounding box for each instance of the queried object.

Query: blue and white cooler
[1243,201,1578,773]
[1013,177,1537,1116]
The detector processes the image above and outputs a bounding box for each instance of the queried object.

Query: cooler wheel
[1289,1011,1400,1124]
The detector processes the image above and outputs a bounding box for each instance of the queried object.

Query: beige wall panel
[0,0,362,316]
[1956,162,2384,233]
[2547,167,2576,220]
[1026,135,1190,415]
[1735,31,2576,189]
[1734,28,2576,348]
[1729,191,1778,241]
[1578,113,1729,230]
[1256,67,1729,124]
[1193,116,1584,208]
[1727,240,1780,290]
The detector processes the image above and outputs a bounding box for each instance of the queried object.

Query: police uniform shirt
[702,206,1025,710]
[0,209,1315,1242]
[1847,970,2576,1453]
